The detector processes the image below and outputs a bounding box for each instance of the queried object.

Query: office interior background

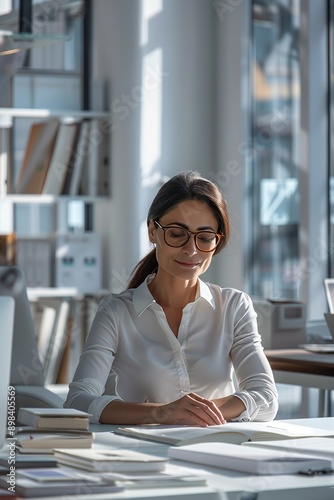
[0,0,333,417]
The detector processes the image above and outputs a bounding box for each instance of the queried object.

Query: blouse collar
[133,274,215,316]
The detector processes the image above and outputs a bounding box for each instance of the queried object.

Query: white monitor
[0,296,15,449]
[0,266,45,386]
[0,267,63,413]
[324,278,334,314]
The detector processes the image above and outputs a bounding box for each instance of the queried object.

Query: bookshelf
[0,106,111,284]
[0,107,111,195]
[0,107,111,384]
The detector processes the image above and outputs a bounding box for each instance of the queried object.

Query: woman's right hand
[154,392,226,426]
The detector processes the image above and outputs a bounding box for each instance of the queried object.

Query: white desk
[87,418,334,500]
[4,418,334,500]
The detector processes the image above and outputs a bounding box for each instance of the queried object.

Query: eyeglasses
[154,220,223,253]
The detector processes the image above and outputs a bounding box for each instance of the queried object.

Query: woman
[64,171,278,425]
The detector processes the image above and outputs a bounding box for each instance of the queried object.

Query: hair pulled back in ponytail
[127,171,230,289]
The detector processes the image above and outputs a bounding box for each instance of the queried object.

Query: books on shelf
[115,421,334,446]
[4,113,109,196]
[42,122,80,195]
[15,119,60,195]
[64,120,90,195]
[0,467,123,498]
[87,118,102,196]
[41,299,72,385]
[54,448,168,473]
[17,408,91,431]
[0,233,16,266]
[78,118,107,196]
[37,305,57,367]
[0,126,11,196]
[168,442,333,475]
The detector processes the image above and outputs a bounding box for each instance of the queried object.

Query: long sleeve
[64,297,121,423]
[229,292,278,421]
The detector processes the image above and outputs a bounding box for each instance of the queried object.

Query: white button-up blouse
[64,277,278,423]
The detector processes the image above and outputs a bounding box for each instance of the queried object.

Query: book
[242,436,334,461]
[115,421,334,446]
[66,120,90,195]
[42,122,80,195]
[15,430,93,452]
[15,119,59,194]
[87,118,102,196]
[0,234,15,266]
[17,408,90,431]
[0,454,58,469]
[54,448,167,472]
[36,305,57,367]
[98,465,208,490]
[42,299,72,385]
[0,467,123,498]
[0,127,10,196]
[168,442,333,475]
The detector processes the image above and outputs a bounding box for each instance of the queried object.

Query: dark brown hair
[127,171,230,288]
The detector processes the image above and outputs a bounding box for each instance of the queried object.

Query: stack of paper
[168,442,333,475]
[242,436,334,463]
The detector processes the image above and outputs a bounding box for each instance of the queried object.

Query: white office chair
[0,266,63,416]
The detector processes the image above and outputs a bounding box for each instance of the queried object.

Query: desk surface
[88,418,334,500]
[1,418,333,500]
[265,349,334,376]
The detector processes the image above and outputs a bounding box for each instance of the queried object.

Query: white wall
[212,0,249,290]
[92,0,224,291]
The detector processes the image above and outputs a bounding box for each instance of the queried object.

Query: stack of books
[15,408,93,453]
[52,448,208,490]
[0,466,123,497]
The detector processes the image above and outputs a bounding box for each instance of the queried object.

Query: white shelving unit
[0,106,111,287]
[0,106,112,383]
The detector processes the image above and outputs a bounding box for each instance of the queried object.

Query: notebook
[0,297,15,449]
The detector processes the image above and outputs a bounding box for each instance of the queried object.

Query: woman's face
[149,199,219,282]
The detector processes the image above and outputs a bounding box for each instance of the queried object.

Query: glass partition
[250,0,301,299]
[329,0,334,278]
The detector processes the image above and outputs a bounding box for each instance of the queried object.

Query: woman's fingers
[181,393,226,426]
[157,393,226,426]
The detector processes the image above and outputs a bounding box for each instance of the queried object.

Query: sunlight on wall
[140,48,162,179]
[139,1,164,258]
[140,0,163,47]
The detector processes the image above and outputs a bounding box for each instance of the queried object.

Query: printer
[253,299,307,349]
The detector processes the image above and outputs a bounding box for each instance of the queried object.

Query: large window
[330,0,334,277]
[250,0,301,299]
